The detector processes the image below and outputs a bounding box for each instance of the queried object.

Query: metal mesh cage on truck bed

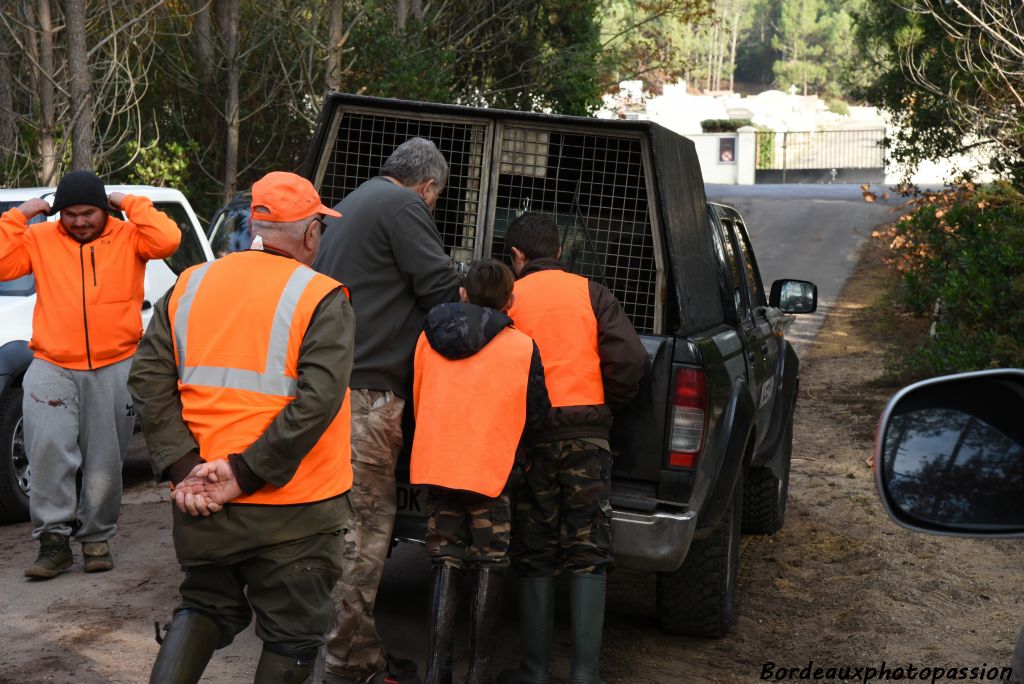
[316,108,488,265]
[309,102,664,335]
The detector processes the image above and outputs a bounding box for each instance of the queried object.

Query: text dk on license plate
[396,484,427,517]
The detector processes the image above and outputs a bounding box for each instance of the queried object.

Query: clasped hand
[172,460,244,517]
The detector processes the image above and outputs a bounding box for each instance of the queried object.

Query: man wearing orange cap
[129,171,356,683]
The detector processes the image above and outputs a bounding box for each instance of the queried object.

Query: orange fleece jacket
[0,195,182,370]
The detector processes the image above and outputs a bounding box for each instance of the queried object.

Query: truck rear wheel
[0,386,31,523]
[742,415,792,535]
[656,470,742,638]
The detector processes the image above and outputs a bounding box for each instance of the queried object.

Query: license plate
[396,483,428,517]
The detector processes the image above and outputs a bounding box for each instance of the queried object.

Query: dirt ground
[603,238,1022,683]
[1,237,1020,683]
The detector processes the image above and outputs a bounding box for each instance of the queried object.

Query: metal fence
[756,129,885,173]
[315,110,661,334]
[318,110,489,264]
[489,125,659,333]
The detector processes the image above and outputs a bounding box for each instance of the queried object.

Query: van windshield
[153,202,207,275]
[0,201,43,296]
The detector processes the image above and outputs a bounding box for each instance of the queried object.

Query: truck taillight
[669,367,707,468]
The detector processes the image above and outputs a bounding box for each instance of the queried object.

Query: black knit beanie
[49,170,113,215]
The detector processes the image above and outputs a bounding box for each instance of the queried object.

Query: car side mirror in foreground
[769,279,817,313]
[874,369,1024,538]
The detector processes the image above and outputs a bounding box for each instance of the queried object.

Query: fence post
[782,131,788,184]
[736,126,756,185]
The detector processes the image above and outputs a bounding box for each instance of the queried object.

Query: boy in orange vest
[410,258,549,684]
[498,213,646,684]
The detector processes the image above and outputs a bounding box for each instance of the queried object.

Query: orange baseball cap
[250,171,341,223]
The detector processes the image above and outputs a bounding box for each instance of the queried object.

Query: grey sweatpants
[22,357,135,542]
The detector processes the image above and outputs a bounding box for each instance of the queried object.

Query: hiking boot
[25,532,72,579]
[82,541,114,573]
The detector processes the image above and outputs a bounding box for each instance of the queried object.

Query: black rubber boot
[466,567,503,684]
[253,646,313,683]
[496,577,554,684]
[568,574,606,684]
[148,609,221,684]
[425,564,463,684]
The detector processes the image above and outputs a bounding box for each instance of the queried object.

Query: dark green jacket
[313,176,460,398]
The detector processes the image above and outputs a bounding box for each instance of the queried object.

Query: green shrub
[756,129,775,169]
[700,118,752,133]
[827,99,850,116]
[879,183,1024,374]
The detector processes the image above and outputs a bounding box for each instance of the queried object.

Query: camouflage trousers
[511,438,613,577]
[426,485,512,571]
[324,389,404,680]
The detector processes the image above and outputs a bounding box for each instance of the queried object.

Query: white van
[0,185,214,522]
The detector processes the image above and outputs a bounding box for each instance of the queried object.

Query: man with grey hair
[316,137,459,684]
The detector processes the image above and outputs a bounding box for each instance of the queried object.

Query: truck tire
[656,470,742,638]
[742,415,792,535]
[0,386,31,523]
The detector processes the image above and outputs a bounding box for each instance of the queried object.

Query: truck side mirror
[769,279,817,313]
[874,369,1024,537]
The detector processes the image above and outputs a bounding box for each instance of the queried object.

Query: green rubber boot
[148,609,221,684]
[253,647,313,683]
[569,574,606,684]
[496,577,554,684]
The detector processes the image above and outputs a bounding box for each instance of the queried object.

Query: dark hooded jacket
[515,258,648,442]
[422,302,550,442]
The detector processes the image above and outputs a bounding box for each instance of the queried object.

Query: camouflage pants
[426,486,512,571]
[324,389,404,680]
[511,438,613,577]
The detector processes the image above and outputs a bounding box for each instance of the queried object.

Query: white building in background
[597,80,993,186]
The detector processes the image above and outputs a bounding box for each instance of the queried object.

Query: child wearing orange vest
[498,212,647,684]
[410,258,549,684]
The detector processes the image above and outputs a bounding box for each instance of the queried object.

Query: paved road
[706,183,904,355]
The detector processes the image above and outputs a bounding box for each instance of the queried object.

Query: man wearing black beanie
[0,170,182,580]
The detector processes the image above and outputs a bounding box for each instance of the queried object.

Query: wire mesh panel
[489,125,659,334]
[316,110,489,263]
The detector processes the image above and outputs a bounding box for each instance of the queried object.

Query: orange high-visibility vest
[508,269,604,408]
[410,326,534,497]
[167,250,352,505]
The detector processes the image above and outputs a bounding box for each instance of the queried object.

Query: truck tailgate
[610,334,674,486]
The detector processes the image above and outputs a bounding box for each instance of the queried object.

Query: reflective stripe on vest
[410,326,534,498]
[173,262,316,397]
[168,252,352,505]
[508,269,604,407]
